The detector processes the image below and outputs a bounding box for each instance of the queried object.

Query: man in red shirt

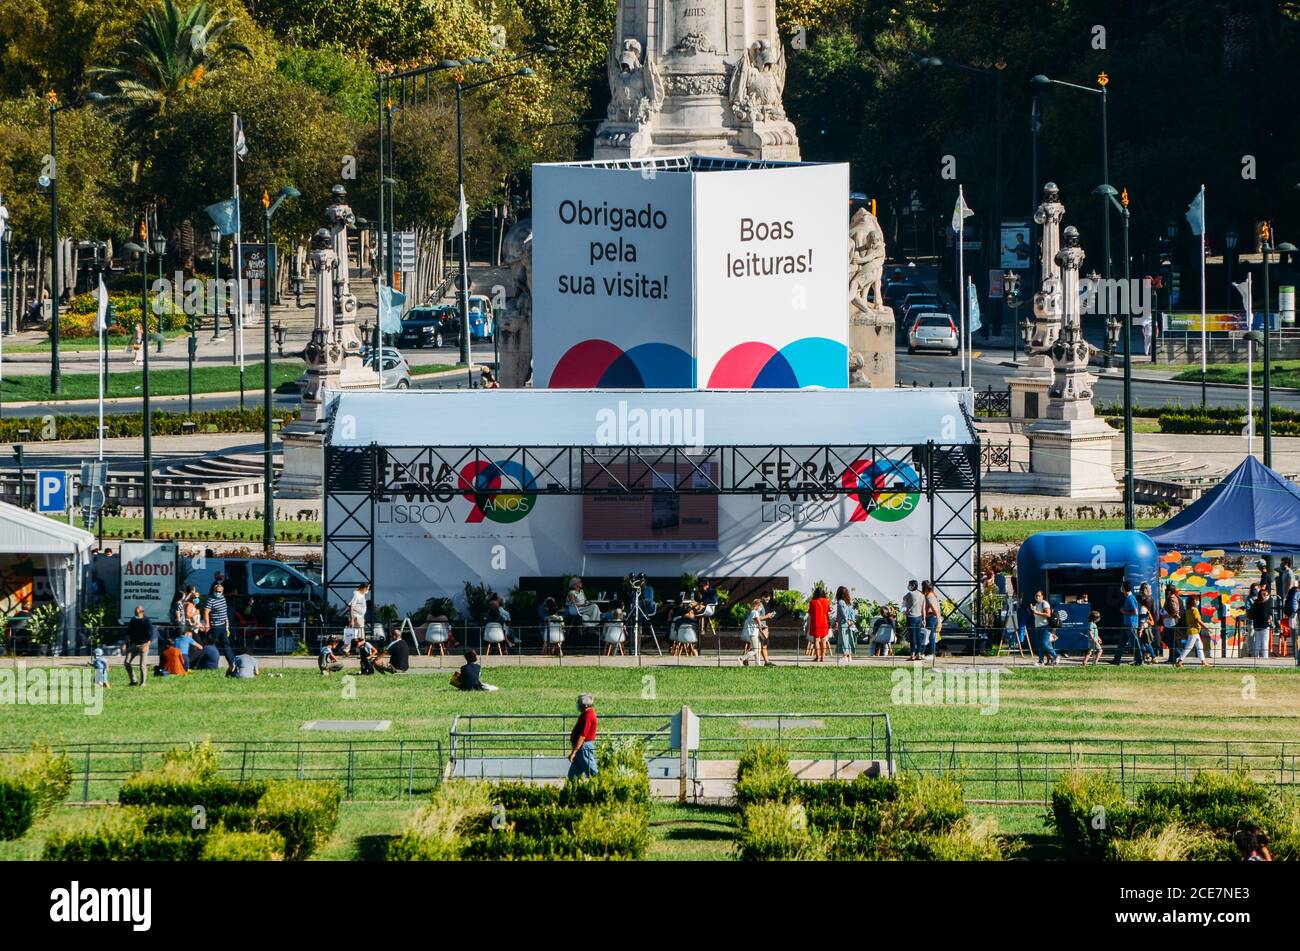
[568,693,599,779]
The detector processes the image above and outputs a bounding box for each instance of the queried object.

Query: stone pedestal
[1007,366,1051,420]
[1023,417,1120,499]
[848,303,894,388]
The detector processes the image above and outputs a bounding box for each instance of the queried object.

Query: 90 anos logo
[842,459,921,523]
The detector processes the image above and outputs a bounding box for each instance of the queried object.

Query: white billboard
[531,160,850,390]
[532,165,695,388]
[694,164,849,387]
[118,541,179,622]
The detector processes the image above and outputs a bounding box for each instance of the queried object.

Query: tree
[276,44,376,124]
[89,0,253,134]
[0,0,142,100]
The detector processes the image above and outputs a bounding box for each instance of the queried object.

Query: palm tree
[90,0,251,132]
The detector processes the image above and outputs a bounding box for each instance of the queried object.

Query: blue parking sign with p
[36,470,68,513]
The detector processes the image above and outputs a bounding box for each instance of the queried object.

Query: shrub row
[1097,401,1300,424]
[1157,411,1300,436]
[387,741,653,861]
[0,748,73,840]
[732,744,1007,861]
[41,742,339,861]
[0,409,279,441]
[1050,770,1300,861]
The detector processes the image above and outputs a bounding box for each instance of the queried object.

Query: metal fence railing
[897,738,1300,804]
[0,740,444,803]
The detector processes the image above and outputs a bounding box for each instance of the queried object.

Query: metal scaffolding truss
[323,428,980,618]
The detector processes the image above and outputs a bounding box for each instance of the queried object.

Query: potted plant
[27,604,63,656]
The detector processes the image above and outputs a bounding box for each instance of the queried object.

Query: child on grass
[91,648,110,689]
[1083,611,1104,666]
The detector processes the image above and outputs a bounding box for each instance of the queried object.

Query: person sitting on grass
[192,638,222,671]
[319,635,344,675]
[375,627,410,673]
[227,650,259,679]
[451,650,498,691]
[157,638,187,677]
[1083,610,1104,666]
[173,629,201,671]
[355,631,379,675]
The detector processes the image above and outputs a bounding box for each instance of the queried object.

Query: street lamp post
[1261,234,1298,469]
[211,224,223,340]
[1004,270,1021,362]
[261,187,299,552]
[1224,229,1238,310]
[122,237,154,539]
[1096,184,1133,528]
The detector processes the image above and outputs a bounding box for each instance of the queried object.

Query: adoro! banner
[532,166,695,388]
[118,541,178,622]
[531,160,850,390]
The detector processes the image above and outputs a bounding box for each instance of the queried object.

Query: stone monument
[593,0,800,161]
[497,218,533,388]
[847,207,894,388]
[1021,226,1119,498]
[278,188,380,499]
[1007,182,1065,419]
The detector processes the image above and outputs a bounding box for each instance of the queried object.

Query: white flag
[1233,273,1253,323]
[95,274,109,332]
[449,185,469,239]
[1185,188,1204,236]
[951,186,974,233]
[234,115,248,159]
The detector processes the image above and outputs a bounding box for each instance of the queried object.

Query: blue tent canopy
[1146,456,1300,555]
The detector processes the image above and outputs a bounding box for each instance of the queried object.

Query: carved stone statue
[498,219,533,388]
[1046,226,1097,418]
[729,40,787,122]
[606,37,665,124]
[592,0,800,161]
[324,184,357,315]
[1029,181,1065,360]
[846,208,894,388]
[848,208,886,307]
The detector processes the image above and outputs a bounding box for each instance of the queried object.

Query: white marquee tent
[0,499,95,653]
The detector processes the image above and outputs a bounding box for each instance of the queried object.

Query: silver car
[908,312,960,355]
[364,348,412,389]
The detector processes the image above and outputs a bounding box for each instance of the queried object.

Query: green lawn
[0,361,306,402]
[409,363,459,376]
[981,518,1164,543]
[1169,359,1300,388]
[81,515,321,543]
[2,330,188,353]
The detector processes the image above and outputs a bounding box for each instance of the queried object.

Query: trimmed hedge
[388,741,652,862]
[1157,411,1300,436]
[0,748,73,840]
[42,747,339,861]
[732,744,1007,861]
[0,409,278,442]
[1050,770,1300,861]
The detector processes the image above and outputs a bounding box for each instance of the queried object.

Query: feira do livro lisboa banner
[531,161,849,389]
[346,448,939,615]
[118,540,178,622]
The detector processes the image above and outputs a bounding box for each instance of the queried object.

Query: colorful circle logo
[548,340,693,387]
[707,338,848,388]
[457,459,538,523]
[842,458,921,522]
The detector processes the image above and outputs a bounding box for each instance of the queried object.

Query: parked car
[399,304,457,349]
[899,292,941,321]
[908,312,960,354]
[884,281,921,308]
[363,348,412,389]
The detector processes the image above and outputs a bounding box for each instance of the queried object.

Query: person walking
[348,581,370,644]
[131,321,144,366]
[740,597,769,666]
[1175,593,1211,668]
[202,581,235,669]
[902,580,923,660]
[921,581,942,658]
[1110,581,1143,665]
[568,693,599,779]
[123,605,154,687]
[1249,586,1273,659]
[1162,584,1183,664]
[806,585,831,662]
[834,586,856,664]
[1030,590,1057,665]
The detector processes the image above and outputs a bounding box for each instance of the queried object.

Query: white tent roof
[0,499,96,556]
[327,387,975,447]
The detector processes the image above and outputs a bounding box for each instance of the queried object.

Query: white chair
[544,621,565,655]
[483,622,507,655]
[601,622,626,656]
[421,622,449,656]
[676,623,698,656]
